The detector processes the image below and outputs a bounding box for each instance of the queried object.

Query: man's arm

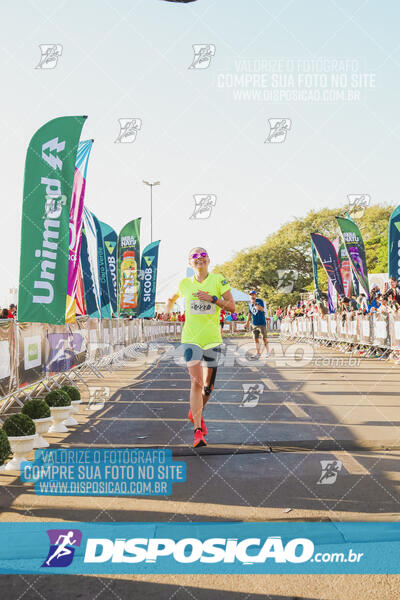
[166,292,179,313]
[218,290,235,313]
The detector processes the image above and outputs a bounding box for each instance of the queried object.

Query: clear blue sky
[1,0,399,304]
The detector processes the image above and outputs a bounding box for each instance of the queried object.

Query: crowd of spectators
[0,304,17,320]
[284,277,400,319]
[153,310,250,323]
[154,311,185,322]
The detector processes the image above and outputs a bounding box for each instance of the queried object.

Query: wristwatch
[211,295,218,304]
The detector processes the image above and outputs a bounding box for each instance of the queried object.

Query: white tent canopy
[231,288,250,301]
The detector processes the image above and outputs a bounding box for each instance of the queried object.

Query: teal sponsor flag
[336,216,369,295]
[117,218,141,316]
[310,236,320,298]
[100,221,118,315]
[138,241,160,318]
[388,205,400,280]
[18,116,86,324]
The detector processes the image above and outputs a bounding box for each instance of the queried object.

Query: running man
[167,247,235,448]
[45,531,77,566]
[245,290,270,357]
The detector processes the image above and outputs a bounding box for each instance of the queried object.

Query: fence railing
[0,318,182,417]
[281,312,400,357]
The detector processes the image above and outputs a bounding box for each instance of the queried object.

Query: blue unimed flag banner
[388,205,400,280]
[138,240,160,318]
[311,233,345,298]
[81,207,102,318]
[99,221,118,315]
[91,212,112,318]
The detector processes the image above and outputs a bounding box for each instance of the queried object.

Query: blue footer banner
[0,522,399,574]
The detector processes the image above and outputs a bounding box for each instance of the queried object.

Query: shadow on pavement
[0,574,317,600]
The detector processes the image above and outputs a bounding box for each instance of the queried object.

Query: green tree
[214,204,394,311]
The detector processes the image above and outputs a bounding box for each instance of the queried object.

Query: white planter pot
[63,404,79,427]
[49,406,71,433]
[5,434,36,471]
[33,416,52,448]
[70,399,82,414]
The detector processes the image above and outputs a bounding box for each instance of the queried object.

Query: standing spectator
[378,296,390,314]
[357,294,369,314]
[219,308,226,330]
[245,290,270,357]
[368,294,381,313]
[384,277,400,305]
[350,295,359,311]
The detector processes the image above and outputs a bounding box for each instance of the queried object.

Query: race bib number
[190,300,216,315]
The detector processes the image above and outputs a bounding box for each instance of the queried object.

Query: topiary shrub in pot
[2,413,36,471]
[45,390,71,407]
[61,386,81,426]
[22,399,52,448]
[61,386,81,401]
[0,429,11,471]
[45,390,72,433]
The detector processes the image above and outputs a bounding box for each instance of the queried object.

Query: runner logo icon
[189,44,216,69]
[241,383,264,408]
[115,118,142,143]
[317,460,342,485]
[36,44,63,69]
[347,194,370,219]
[42,529,82,567]
[265,119,291,143]
[189,195,217,220]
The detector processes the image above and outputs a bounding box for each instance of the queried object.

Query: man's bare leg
[202,365,217,408]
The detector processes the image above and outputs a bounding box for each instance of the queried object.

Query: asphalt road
[1,335,399,599]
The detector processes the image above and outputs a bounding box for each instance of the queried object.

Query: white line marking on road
[284,402,311,420]
[261,377,278,390]
[333,451,370,475]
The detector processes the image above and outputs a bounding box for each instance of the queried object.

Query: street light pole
[143,180,160,243]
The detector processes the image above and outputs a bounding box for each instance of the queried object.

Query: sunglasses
[190,252,208,260]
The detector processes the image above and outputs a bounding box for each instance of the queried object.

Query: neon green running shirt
[177,273,231,349]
